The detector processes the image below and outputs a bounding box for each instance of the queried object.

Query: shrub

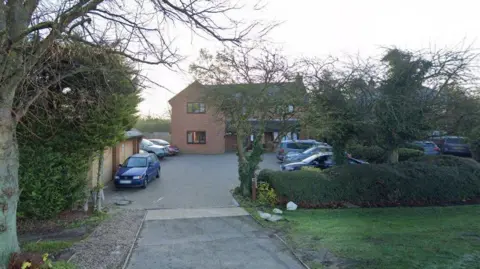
[301,166,323,172]
[259,169,345,207]
[260,155,480,208]
[347,145,423,163]
[398,148,423,161]
[347,145,385,163]
[18,145,88,219]
[257,182,277,206]
[402,142,425,152]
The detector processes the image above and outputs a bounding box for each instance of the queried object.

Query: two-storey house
[168,76,308,154]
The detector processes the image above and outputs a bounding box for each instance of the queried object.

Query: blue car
[412,141,441,155]
[114,153,161,188]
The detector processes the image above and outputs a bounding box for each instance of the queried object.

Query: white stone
[273,208,283,214]
[267,215,284,222]
[286,201,298,211]
[258,211,272,220]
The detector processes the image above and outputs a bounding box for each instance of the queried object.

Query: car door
[146,155,156,178]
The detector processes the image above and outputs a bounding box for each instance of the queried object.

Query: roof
[125,128,143,139]
[169,76,305,103]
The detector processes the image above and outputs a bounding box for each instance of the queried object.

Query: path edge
[121,210,147,269]
[244,209,311,269]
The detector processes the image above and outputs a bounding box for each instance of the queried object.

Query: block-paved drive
[121,154,304,269]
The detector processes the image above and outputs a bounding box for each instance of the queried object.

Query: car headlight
[285,166,295,171]
[132,175,143,179]
[115,176,120,179]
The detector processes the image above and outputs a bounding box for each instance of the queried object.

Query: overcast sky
[137,0,479,117]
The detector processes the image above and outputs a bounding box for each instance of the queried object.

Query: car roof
[130,153,151,158]
[150,138,169,142]
[282,139,318,143]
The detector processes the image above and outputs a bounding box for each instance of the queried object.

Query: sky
[137,0,480,117]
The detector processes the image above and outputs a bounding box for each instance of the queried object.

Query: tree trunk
[95,151,104,212]
[387,148,399,164]
[0,90,20,265]
[333,145,346,165]
[236,134,251,196]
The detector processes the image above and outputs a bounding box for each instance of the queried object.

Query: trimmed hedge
[347,145,423,163]
[398,148,424,161]
[259,155,480,208]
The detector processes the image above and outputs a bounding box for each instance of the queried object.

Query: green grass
[281,206,480,269]
[51,261,77,269]
[22,240,77,253]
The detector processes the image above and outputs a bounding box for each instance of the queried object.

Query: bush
[18,145,88,219]
[260,155,480,207]
[402,142,425,152]
[347,145,423,163]
[257,182,277,206]
[258,169,345,207]
[347,145,385,163]
[398,148,423,161]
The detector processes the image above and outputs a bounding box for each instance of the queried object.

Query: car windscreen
[124,157,147,167]
[423,142,436,148]
[303,146,332,154]
[446,138,466,144]
[143,140,154,146]
[288,142,316,150]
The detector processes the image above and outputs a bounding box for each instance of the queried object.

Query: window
[187,102,206,113]
[123,157,147,167]
[187,131,206,144]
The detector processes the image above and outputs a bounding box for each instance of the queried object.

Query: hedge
[347,145,423,163]
[258,155,480,208]
[18,145,89,219]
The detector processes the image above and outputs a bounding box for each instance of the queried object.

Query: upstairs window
[187,102,206,114]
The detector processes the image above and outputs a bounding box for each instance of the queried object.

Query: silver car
[276,140,321,161]
[284,144,333,163]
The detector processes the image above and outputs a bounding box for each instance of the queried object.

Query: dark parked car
[412,141,441,155]
[431,136,471,156]
[114,153,161,188]
[276,140,320,161]
[281,152,368,171]
[283,144,333,163]
[150,139,180,156]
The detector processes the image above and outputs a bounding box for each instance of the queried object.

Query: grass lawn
[22,240,77,253]
[278,205,480,269]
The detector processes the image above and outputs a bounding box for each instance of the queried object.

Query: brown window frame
[187,102,206,114]
[186,131,207,144]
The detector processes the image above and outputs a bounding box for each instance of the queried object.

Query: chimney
[295,73,304,90]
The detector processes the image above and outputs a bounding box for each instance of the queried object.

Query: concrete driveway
[104,153,281,209]
[107,153,302,269]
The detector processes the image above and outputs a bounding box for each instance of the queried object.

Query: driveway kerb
[121,211,147,269]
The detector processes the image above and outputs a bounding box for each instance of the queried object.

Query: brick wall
[169,82,226,154]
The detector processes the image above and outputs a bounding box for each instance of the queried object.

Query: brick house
[169,76,307,154]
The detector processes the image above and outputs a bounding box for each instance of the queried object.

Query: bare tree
[0,0,272,263]
[190,45,303,196]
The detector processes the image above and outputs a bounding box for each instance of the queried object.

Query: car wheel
[156,168,160,178]
[142,177,148,189]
